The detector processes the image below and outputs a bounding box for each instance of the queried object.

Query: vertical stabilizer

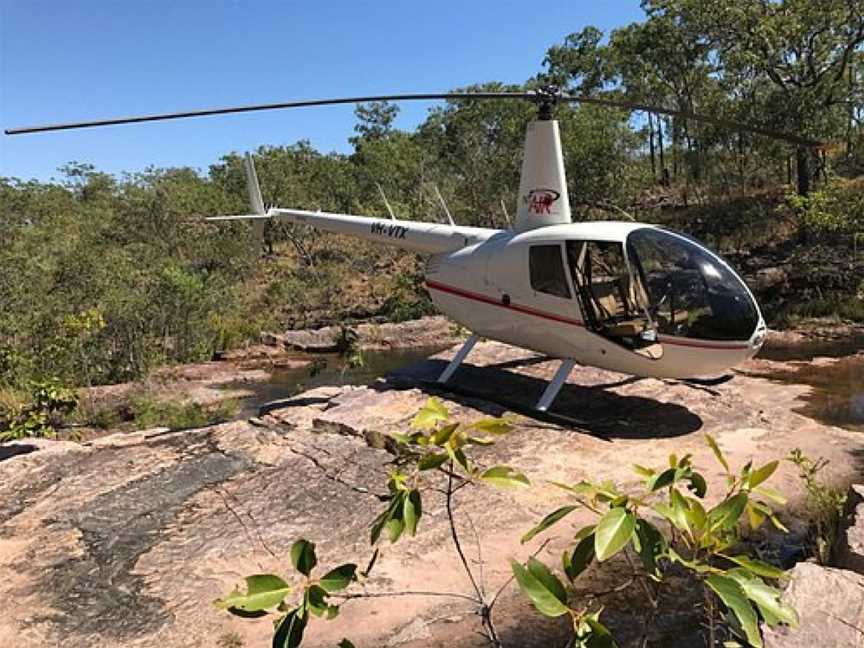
[514,120,571,232]
[244,153,267,254]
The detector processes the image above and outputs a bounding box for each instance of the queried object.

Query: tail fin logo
[524,188,560,215]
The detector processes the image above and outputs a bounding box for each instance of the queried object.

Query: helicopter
[5,87,821,412]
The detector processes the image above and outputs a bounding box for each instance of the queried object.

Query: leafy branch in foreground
[215,397,532,648]
[214,538,357,648]
[516,435,798,648]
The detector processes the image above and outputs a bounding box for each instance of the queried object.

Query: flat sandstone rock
[0,341,861,648]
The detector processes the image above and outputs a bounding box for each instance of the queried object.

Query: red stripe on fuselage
[425,280,584,327]
[425,279,752,351]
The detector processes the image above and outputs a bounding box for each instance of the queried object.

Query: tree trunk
[658,118,666,181]
[796,146,811,196]
[648,112,657,181]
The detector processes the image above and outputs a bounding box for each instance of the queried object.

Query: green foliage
[214,538,356,648]
[0,378,78,442]
[371,398,528,545]
[784,178,864,237]
[130,394,237,431]
[217,399,528,646]
[787,448,847,564]
[517,436,798,647]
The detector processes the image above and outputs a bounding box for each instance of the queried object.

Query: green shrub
[784,179,864,240]
[787,448,847,564]
[131,395,237,431]
[0,378,78,442]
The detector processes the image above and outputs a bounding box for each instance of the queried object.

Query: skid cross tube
[437,334,479,384]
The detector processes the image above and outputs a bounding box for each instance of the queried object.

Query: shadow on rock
[0,443,38,462]
[384,358,703,440]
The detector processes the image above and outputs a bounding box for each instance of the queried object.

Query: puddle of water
[758,331,864,361]
[228,345,449,417]
[750,352,864,432]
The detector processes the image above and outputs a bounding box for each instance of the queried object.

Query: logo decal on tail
[524,188,560,215]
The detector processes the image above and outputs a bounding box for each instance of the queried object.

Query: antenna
[376,183,396,220]
[500,199,511,227]
[433,184,456,226]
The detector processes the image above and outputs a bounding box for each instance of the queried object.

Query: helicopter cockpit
[566,227,760,356]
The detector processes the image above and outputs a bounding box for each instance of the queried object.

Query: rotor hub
[534,85,561,120]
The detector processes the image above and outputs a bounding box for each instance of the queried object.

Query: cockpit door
[566,240,663,360]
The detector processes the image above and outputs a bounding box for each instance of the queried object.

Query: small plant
[787,448,847,564]
[214,539,357,648]
[517,435,797,647]
[216,398,529,647]
[0,378,78,442]
[334,326,364,372]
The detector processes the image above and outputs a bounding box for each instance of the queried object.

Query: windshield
[626,228,759,341]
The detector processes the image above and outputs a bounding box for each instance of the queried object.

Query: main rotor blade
[3,92,528,135]
[566,94,823,147]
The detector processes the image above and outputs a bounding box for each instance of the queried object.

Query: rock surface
[1,340,862,648]
[265,315,463,353]
[763,562,864,648]
[839,484,864,575]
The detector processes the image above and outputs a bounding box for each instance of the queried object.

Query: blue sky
[0,1,644,181]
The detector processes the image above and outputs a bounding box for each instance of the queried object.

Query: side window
[529,245,571,298]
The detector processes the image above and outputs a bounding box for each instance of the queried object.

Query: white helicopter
[6,88,819,412]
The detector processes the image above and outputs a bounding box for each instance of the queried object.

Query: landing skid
[417,378,611,439]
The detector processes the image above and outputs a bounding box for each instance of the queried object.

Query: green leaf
[584,616,617,648]
[669,488,692,534]
[417,452,449,471]
[290,539,318,577]
[403,490,421,536]
[632,464,655,478]
[753,485,787,505]
[708,493,749,532]
[386,517,404,544]
[527,557,567,604]
[479,465,530,489]
[411,397,449,430]
[214,574,291,612]
[723,555,784,580]
[563,533,595,581]
[465,435,494,446]
[726,569,798,628]
[447,444,471,472]
[370,492,406,545]
[684,496,707,530]
[705,434,730,474]
[706,575,762,648]
[521,505,578,544]
[431,422,458,446]
[306,584,329,617]
[319,564,357,593]
[746,502,766,529]
[272,608,308,648]
[634,519,667,579]
[687,472,708,498]
[594,507,636,562]
[510,559,569,617]
[748,461,779,489]
[647,467,677,491]
[470,417,514,435]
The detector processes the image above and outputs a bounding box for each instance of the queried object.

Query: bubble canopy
[626,228,761,342]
